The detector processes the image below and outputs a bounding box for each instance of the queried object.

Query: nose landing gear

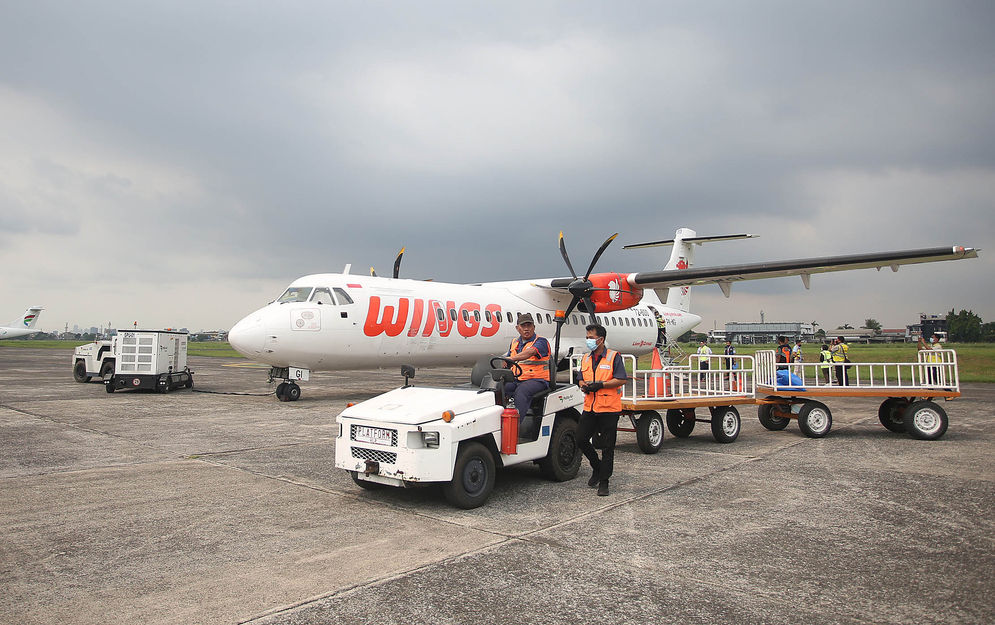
[270,367,304,402]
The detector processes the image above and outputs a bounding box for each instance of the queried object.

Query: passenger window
[473,310,480,322]
[333,288,354,304]
[546,314,552,324]
[311,288,335,305]
[625,318,630,326]
[462,309,469,322]
[485,310,491,322]
[506,312,513,323]
[450,309,457,321]
[437,308,445,321]
[277,286,313,303]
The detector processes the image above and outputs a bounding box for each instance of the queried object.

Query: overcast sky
[1,1,992,334]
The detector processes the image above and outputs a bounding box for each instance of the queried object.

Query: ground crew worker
[819,343,833,384]
[578,323,627,497]
[925,333,943,384]
[723,340,736,388]
[775,336,792,371]
[830,336,849,385]
[792,339,804,378]
[503,313,550,423]
[697,340,713,369]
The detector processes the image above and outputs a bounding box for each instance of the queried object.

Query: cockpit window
[311,288,335,305]
[332,288,354,305]
[277,287,313,303]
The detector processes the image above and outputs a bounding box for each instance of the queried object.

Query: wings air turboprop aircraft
[0,306,44,339]
[227,228,978,401]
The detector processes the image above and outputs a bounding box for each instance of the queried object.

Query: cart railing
[755,349,959,392]
[571,353,756,404]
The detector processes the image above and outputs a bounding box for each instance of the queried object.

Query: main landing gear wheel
[758,400,790,431]
[636,410,664,454]
[710,405,741,443]
[443,441,496,509]
[73,361,90,383]
[666,408,695,438]
[878,398,909,433]
[539,417,582,480]
[904,400,948,440]
[797,401,832,438]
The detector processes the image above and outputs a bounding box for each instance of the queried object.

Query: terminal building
[723,322,815,344]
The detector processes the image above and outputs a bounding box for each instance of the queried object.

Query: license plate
[289,367,310,381]
[354,426,393,446]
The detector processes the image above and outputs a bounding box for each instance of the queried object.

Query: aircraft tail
[12,307,43,328]
[624,229,756,312]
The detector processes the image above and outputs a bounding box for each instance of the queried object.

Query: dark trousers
[504,379,549,421]
[834,364,849,386]
[577,411,620,481]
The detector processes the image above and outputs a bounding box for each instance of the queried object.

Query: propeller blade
[558,231,579,279]
[584,297,598,325]
[392,247,405,279]
[583,233,618,280]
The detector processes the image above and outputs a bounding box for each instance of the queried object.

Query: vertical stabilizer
[663,228,696,312]
[13,307,43,328]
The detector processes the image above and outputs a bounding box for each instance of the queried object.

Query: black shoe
[587,471,600,488]
[597,480,609,496]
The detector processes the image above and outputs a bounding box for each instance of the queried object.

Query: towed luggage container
[754,349,960,439]
[572,352,757,452]
[105,330,193,393]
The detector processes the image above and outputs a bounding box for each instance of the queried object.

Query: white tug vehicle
[335,359,584,508]
[336,235,630,508]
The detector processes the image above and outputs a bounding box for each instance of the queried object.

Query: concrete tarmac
[1,347,993,624]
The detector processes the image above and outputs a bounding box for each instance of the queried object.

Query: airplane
[227,228,978,401]
[0,306,44,339]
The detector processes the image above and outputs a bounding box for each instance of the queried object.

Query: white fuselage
[0,326,39,339]
[228,274,701,371]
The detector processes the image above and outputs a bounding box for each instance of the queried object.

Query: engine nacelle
[587,273,643,313]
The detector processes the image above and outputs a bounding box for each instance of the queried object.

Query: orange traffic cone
[649,348,669,396]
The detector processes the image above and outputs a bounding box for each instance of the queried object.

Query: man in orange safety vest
[578,323,628,496]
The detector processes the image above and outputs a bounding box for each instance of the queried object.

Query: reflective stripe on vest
[581,349,623,413]
[819,350,832,369]
[510,337,550,381]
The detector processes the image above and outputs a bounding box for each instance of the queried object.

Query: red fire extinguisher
[500,407,519,454]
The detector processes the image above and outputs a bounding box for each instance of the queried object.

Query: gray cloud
[0,1,991,331]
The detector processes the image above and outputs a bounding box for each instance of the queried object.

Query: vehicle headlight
[422,431,440,448]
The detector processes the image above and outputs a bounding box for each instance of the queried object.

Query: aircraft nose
[228,314,267,357]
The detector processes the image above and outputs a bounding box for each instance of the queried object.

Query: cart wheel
[878,398,908,433]
[903,400,948,440]
[285,383,301,402]
[443,441,496,509]
[539,416,582,480]
[73,361,91,383]
[666,408,695,438]
[635,411,665,454]
[185,375,194,389]
[758,401,790,431]
[350,471,386,490]
[276,382,288,401]
[99,361,114,379]
[105,381,115,393]
[710,405,741,443]
[797,401,832,438]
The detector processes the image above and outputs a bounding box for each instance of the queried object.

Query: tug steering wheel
[489,356,523,379]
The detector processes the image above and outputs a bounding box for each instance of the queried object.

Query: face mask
[585,338,599,351]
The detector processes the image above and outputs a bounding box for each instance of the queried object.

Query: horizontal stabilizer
[623,234,756,249]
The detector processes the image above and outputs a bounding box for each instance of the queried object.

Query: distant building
[724,322,815,344]
[907,313,948,342]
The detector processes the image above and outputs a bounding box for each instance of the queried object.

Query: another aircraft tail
[624,229,756,312]
[11,307,43,329]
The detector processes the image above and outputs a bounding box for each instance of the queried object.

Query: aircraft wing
[623,246,978,292]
